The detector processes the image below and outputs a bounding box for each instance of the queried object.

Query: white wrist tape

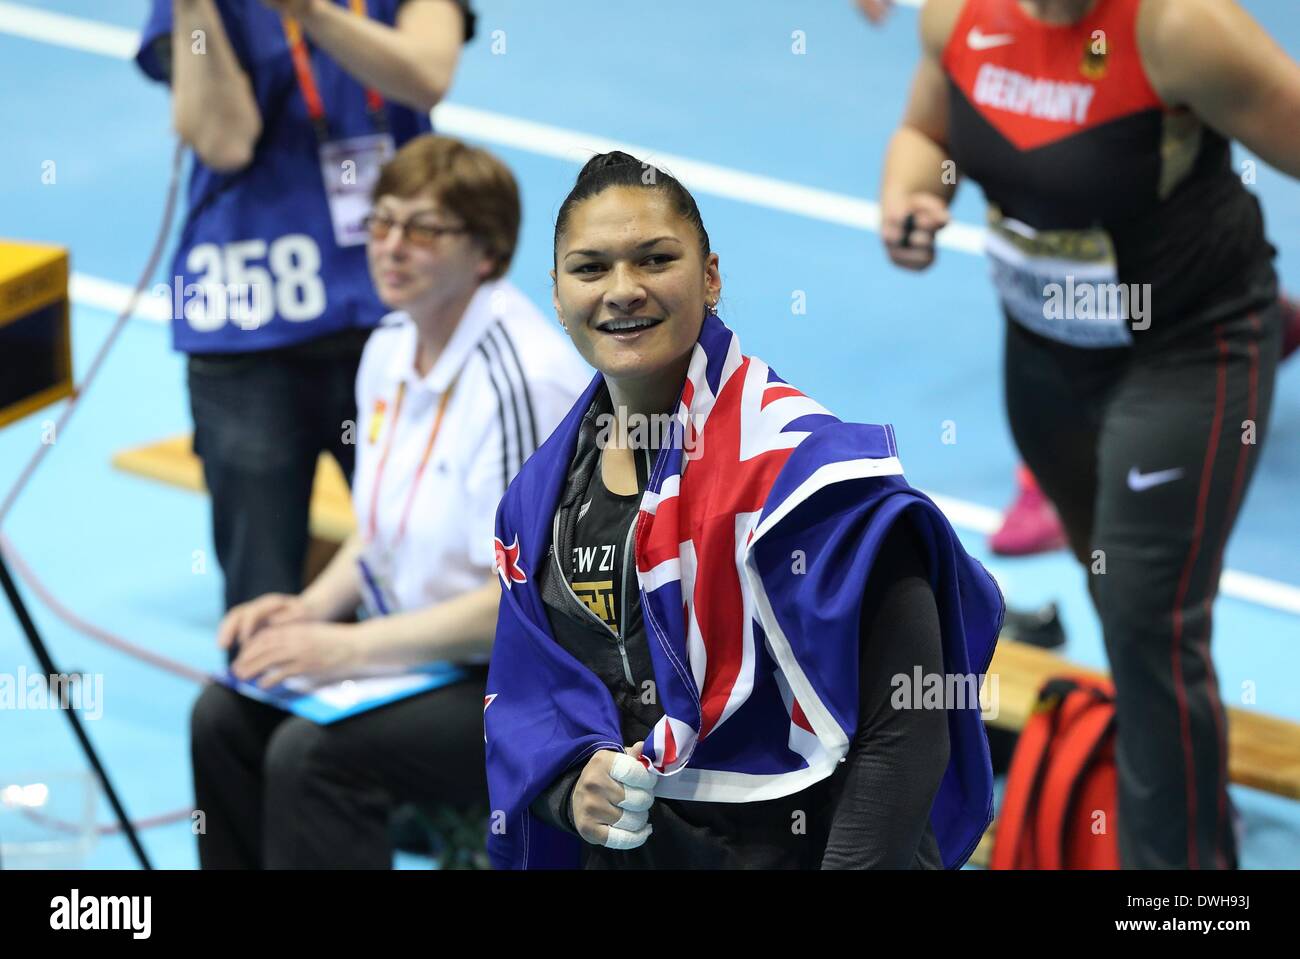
[617,786,654,813]
[609,753,656,790]
[600,753,657,850]
[611,807,649,833]
[603,822,652,850]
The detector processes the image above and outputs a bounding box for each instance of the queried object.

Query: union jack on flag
[484,312,1002,869]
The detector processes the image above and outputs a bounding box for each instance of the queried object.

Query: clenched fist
[571,742,657,850]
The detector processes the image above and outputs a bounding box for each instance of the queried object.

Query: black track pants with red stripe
[1003,303,1282,869]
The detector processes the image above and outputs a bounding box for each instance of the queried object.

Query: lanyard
[282,0,387,141]
[366,374,459,550]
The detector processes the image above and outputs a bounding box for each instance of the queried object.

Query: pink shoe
[990,467,1068,556]
[1281,293,1300,361]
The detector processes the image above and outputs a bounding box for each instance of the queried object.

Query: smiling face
[366,192,492,316]
[553,187,720,403]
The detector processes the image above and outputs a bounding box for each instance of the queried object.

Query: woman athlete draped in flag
[483,152,1005,869]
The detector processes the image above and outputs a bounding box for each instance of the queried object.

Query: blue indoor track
[0,0,1296,868]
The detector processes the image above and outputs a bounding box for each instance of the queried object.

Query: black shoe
[999,602,1066,650]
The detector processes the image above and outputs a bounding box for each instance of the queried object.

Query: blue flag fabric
[485,312,1004,869]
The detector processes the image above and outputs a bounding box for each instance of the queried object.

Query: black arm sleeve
[529,765,582,835]
[820,520,951,869]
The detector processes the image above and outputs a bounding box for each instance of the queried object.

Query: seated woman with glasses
[188,134,589,869]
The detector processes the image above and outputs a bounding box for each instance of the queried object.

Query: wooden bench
[114,434,1300,866]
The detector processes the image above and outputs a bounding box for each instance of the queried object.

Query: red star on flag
[493,534,527,590]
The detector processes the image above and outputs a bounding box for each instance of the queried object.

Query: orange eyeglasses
[362,213,469,249]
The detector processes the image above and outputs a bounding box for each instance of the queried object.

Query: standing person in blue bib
[134,0,476,612]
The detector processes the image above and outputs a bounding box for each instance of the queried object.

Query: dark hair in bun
[553,151,711,265]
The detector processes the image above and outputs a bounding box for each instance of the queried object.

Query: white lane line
[926,492,1002,535]
[927,489,1300,616]
[8,3,1296,614]
[1220,571,1300,617]
[71,273,169,323]
[0,1,138,59]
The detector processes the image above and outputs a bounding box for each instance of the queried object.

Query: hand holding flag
[571,742,656,851]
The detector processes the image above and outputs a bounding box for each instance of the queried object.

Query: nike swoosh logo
[1127,466,1185,492]
[967,27,1016,50]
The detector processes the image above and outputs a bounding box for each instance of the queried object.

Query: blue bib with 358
[138,0,433,354]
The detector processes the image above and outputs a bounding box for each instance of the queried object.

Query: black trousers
[186,329,370,611]
[1004,304,1282,869]
[190,671,489,868]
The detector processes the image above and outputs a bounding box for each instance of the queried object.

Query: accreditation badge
[318,133,396,247]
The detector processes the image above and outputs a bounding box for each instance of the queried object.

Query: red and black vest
[942,0,1275,337]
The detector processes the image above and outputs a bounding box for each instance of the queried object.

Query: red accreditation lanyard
[366,375,460,550]
[281,0,387,141]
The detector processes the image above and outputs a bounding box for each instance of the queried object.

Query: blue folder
[217,661,469,725]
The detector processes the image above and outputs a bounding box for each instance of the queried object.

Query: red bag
[990,676,1120,869]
